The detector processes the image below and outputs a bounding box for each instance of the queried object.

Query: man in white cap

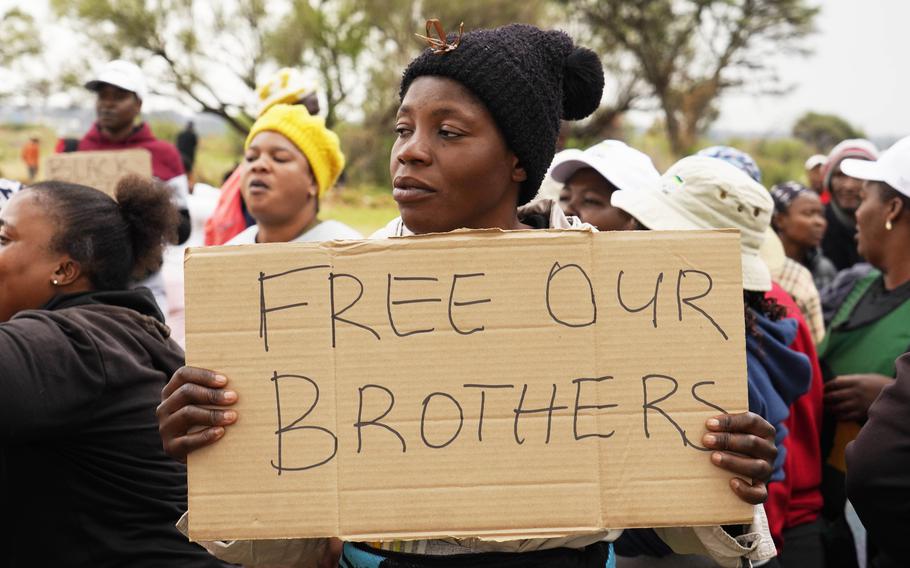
[548,140,660,231]
[805,154,827,196]
[72,59,191,313]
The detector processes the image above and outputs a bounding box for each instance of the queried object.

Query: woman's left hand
[702,412,777,505]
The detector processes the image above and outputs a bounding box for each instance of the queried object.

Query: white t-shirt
[227,219,362,245]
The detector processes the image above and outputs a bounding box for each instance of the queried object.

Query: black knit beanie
[400,23,605,205]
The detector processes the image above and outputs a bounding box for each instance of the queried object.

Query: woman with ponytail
[159,21,778,568]
[0,177,229,567]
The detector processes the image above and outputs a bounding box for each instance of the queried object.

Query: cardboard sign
[44,149,152,196]
[184,228,751,542]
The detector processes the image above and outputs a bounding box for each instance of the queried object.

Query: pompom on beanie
[400,23,605,205]
[245,104,345,198]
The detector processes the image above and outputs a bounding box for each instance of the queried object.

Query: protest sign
[184,228,751,541]
[44,149,152,196]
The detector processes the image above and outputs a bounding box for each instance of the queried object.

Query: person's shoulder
[313,220,363,240]
[226,224,259,245]
[369,216,406,239]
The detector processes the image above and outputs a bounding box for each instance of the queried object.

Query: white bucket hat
[85,60,148,101]
[841,135,910,199]
[549,140,660,192]
[612,155,774,291]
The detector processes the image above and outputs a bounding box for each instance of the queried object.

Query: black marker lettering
[641,374,710,451]
[330,272,380,348]
[420,392,464,449]
[513,383,568,445]
[546,262,596,328]
[616,270,664,328]
[270,372,338,474]
[448,273,490,335]
[464,383,515,442]
[691,381,728,414]
[354,384,406,453]
[676,270,728,341]
[258,264,330,352]
[572,376,618,440]
[386,274,441,337]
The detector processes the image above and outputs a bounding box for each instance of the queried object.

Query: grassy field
[0,123,399,236]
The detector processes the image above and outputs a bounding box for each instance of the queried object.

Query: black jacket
[0,289,228,567]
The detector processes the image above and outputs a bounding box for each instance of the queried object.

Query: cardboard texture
[43,149,152,197]
[184,229,752,542]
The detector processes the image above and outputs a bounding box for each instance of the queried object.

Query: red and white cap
[841,135,910,198]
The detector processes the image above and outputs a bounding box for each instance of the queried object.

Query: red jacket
[764,284,824,551]
[76,123,185,182]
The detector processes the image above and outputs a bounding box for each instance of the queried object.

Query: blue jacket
[746,311,812,481]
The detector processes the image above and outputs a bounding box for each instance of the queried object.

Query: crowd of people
[1,18,908,568]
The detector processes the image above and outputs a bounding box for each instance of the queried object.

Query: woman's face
[0,191,67,321]
[390,76,526,234]
[775,192,826,250]
[242,131,318,228]
[855,181,897,267]
[559,168,634,231]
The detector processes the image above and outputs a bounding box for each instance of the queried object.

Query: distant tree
[792,111,865,154]
[0,8,42,99]
[0,8,39,66]
[562,0,819,156]
[51,0,276,135]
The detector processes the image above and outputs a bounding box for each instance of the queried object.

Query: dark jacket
[847,352,910,568]
[0,289,228,568]
[821,203,863,272]
[746,312,812,482]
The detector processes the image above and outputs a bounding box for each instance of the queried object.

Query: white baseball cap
[804,154,827,170]
[841,135,910,198]
[549,140,660,193]
[85,60,148,101]
[612,156,774,291]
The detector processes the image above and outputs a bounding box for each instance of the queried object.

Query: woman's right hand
[157,366,239,463]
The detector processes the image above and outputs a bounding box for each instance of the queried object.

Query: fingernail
[223,391,237,403]
[223,410,237,423]
[214,374,227,385]
[210,426,225,439]
[712,452,723,465]
[706,418,720,428]
[704,434,717,446]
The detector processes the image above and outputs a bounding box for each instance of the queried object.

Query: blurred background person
[805,154,827,197]
[176,120,198,181]
[71,59,191,315]
[550,139,660,231]
[0,176,229,567]
[20,135,40,183]
[771,181,837,291]
[820,139,879,272]
[818,135,910,568]
[205,67,321,246]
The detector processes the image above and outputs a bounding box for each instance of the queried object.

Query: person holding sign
[225,104,361,245]
[159,21,778,568]
[0,177,229,567]
[73,59,192,316]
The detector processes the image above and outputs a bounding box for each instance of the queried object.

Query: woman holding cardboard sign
[159,20,778,568]
[0,177,230,567]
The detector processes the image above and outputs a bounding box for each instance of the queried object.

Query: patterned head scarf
[770,181,813,214]
[696,145,762,184]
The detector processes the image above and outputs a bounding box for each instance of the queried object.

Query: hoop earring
[886,220,893,231]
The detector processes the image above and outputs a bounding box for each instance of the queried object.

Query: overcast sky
[6,0,909,139]
[709,0,910,139]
